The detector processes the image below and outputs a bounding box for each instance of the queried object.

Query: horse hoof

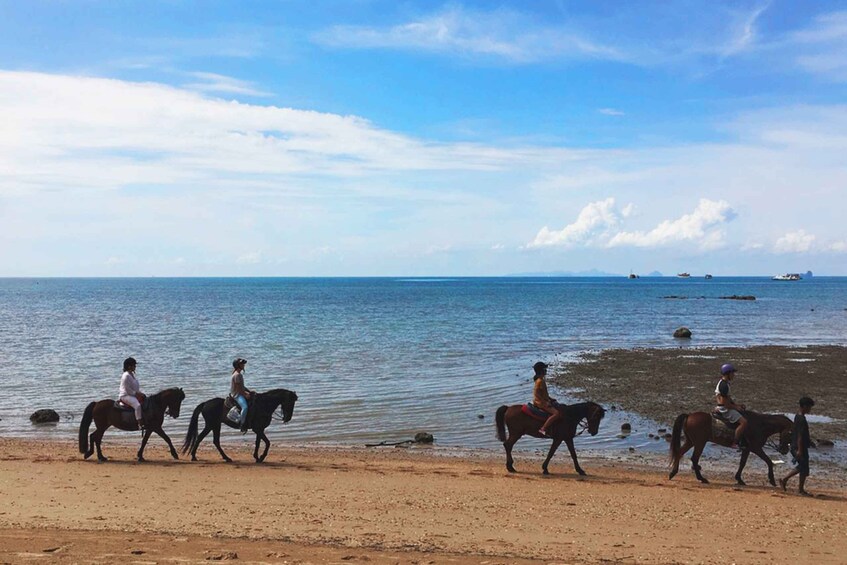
[172,454,179,460]
[84,452,93,460]
[542,468,550,475]
[97,457,107,463]
[736,479,746,486]
[224,458,233,463]
[699,478,709,484]
[578,470,587,476]
[137,457,145,463]
[191,456,198,462]
[669,471,677,480]
[506,466,516,473]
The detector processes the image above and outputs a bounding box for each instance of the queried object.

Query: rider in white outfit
[119,357,146,429]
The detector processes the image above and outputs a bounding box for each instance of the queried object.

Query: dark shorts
[794,454,810,475]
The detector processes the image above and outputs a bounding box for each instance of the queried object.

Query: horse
[668,411,793,486]
[78,387,186,462]
[181,388,298,463]
[495,401,606,476]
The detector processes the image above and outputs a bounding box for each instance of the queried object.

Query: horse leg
[93,427,108,462]
[212,426,232,463]
[669,438,693,480]
[137,429,153,462]
[503,434,519,473]
[154,427,179,460]
[253,432,262,462]
[751,446,776,487]
[191,425,213,461]
[258,430,271,463]
[735,450,750,485]
[565,437,586,476]
[541,439,562,475]
[691,441,708,484]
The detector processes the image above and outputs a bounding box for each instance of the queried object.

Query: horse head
[587,402,606,436]
[777,415,793,455]
[281,390,298,423]
[162,387,186,419]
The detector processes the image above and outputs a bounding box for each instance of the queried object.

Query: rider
[532,361,561,437]
[714,363,747,448]
[118,357,146,430]
[230,358,254,433]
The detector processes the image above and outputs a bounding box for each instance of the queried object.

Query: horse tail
[669,413,688,465]
[78,401,95,454]
[181,402,204,454]
[495,405,508,442]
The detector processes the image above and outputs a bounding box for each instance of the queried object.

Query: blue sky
[1,0,846,276]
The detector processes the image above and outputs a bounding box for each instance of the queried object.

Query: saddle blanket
[522,403,550,421]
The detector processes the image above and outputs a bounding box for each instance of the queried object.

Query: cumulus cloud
[773,230,816,253]
[830,241,847,253]
[607,199,737,249]
[528,198,621,248]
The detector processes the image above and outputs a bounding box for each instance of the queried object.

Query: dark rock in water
[621,423,632,432]
[673,327,692,339]
[664,433,672,442]
[628,447,636,452]
[648,433,655,439]
[477,414,485,419]
[817,439,835,447]
[611,405,617,411]
[657,428,667,434]
[719,295,756,301]
[30,409,60,424]
[414,432,434,444]
[616,434,628,439]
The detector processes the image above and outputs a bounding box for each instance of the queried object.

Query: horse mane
[745,411,792,431]
[152,387,183,397]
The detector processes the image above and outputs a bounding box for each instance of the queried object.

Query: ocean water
[1,277,845,456]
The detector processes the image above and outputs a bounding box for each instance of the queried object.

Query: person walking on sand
[230,358,254,433]
[781,397,815,496]
[714,363,747,448]
[532,361,561,437]
[118,357,146,430]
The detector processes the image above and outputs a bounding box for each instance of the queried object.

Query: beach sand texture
[0,439,844,564]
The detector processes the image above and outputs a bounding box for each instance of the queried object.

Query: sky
[1,0,846,276]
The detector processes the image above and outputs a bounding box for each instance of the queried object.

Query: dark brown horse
[495,401,606,475]
[78,387,186,462]
[668,411,793,486]
[181,388,297,463]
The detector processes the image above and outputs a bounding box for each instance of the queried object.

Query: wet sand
[0,438,845,564]
[555,345,847,440]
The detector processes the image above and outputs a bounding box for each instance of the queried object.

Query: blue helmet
[720,363,736,375]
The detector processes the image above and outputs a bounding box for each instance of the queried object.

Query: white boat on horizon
[772,273,802,281]
[677,273,691,278]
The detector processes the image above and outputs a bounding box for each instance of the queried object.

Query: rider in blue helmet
[714,363,747,448]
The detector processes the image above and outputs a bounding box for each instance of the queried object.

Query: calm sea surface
[2,277,845,456]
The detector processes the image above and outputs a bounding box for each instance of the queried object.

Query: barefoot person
[118,357,146,430]
[781,396,815,496]
[532,361,561,437]
[230,358,254,433]
[715,363,747,448]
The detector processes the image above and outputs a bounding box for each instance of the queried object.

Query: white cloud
[313,8,625,64]
[598,108,625,116]
[236,251,262,265]
[773,230,816,253]
[529,198,621,248]
[182,72,271,97]
[830,241,847,252]
[608,199,736,249]
[787,11,847,81]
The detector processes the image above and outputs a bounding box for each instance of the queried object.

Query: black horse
[181,388,298,463]
[495,401,606,476]
[78,387,186,462]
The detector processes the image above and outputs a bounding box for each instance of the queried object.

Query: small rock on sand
[621,423,632,432]
[414,432,434,444]
[673,327,692,339]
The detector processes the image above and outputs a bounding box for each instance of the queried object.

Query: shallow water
[2,277,845,457]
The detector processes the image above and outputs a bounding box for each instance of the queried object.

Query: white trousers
[120,395,143,421]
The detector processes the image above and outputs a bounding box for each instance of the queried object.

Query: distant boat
[705,274,713,279]
[677,273,691,278]
[773,273,802,281]
[628,271,639,279]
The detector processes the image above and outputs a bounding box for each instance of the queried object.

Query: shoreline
[1,438,846,564]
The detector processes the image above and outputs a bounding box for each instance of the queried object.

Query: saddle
[522,402,563,422]
[711,412,738,444]
[225,395,255,425]
[114,397,153,427]
[711,410,739,429]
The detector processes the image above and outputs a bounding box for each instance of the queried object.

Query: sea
[1,277,845,462]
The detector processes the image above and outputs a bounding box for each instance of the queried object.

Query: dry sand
[0,438,845,564]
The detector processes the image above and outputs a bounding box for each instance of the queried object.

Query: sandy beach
[0,438,844,564]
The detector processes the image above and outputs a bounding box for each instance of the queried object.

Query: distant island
[507,269,666,277]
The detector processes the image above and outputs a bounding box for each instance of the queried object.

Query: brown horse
[668,411,793,486]
[495,401,606,475]
[78,387,186,462]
